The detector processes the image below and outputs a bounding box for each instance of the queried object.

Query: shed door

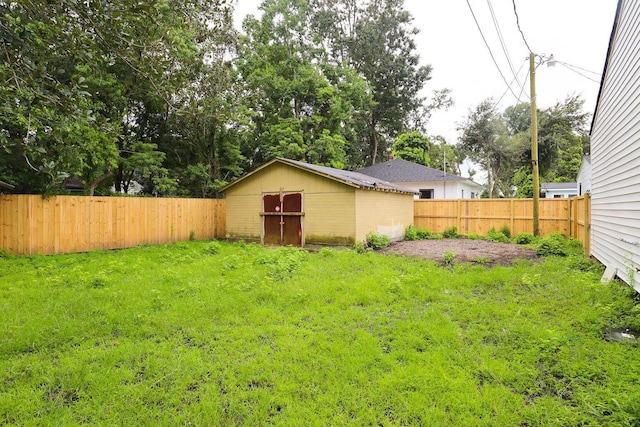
[262,192,303,246]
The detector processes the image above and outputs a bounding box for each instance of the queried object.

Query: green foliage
[443,226,459,239]
[1,241,640,425]
[365,232,391,250]
[392,131,431,166]
[513,232,536,245]
[512,167,534,198]
[405,225,440,241]
[467,233,482,240]
[484,227,510,243]
[460,96,590,199]
[0,0,236,196]
[536,233,570,257]
[499,225,511,238]
[353,241,368,254]
[442,250,456,265]
[404,224,419,241]
[202,240,222,255]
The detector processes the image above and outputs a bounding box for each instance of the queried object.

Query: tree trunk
[88,171,113,196]
[370,119,378,165]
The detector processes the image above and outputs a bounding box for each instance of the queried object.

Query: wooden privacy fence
[414,194,591,255]
[0,195,226,255]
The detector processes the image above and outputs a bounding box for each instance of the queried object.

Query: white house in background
[590,0,640,292]
[540,182,577,198]
[576,155,592,196]
[358,158,484,199]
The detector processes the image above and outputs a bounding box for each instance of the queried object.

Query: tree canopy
[458,95,590,198]
[2,0,588,198]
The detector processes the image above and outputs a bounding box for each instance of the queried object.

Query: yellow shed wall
[224,163,357,245]
[355,190,414,243]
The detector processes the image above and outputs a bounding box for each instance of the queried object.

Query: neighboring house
[220,158,417,247]
[540,182,577,199]
[64,177,85,195]
[576,155,592,196]
[358,158,484,199]
[590,0,640,291]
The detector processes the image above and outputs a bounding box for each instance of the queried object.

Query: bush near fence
[414,195,590,255]
[0,195,225,255]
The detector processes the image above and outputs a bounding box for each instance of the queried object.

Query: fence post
[584,193,591,257]
[510,199,514,235]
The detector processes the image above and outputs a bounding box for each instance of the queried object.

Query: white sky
[233,0,618,146]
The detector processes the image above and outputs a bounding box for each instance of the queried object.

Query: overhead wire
[493,59,529,108]
[511,0,532,53]
[465,0,522,103]
[487,0,522,89]
[556,61,601,83]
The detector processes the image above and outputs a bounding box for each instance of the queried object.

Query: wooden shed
[220,158,417,247]
[590,0,640,291]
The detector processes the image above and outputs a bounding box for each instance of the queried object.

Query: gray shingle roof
[358,158,472,183]
[221,158,418,195]
[541,182,577,191]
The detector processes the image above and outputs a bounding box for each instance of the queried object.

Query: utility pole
[530,52,540,236]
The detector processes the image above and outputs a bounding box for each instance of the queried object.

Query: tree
[312,0,434,165]
[458,99,517,197]
[237,0,372,170]
[1,0,236,196]
[392,132,431,166]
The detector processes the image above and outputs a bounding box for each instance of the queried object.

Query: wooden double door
[262,192,303,246]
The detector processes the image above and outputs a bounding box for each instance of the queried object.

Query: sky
[233,0,618,160]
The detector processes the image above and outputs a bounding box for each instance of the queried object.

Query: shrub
[366,232,391,250]
[405,225,437,240]
[418,229,435,239]
[405,225,419,241]
[442,250,456,265]
[467,233,482,240]
[485,228,509,243]
[513,232,535,245]
[443,226,458,239]
[499,225,511,238]
[536,233,568,257]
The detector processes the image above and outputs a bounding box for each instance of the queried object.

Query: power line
[465,0,521,102]
[487,0,522,89]
[493,59,529,108]
[555,60,601,76]
[556,61,601,84]
[512,0,532,53]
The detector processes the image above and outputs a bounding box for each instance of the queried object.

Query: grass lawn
[1,240,640,426]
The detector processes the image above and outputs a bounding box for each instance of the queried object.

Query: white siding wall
[577,161,592,195]
[400,181,483,199]
[591,0,640,291]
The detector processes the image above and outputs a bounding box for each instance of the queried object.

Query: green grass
[1,241,640,426]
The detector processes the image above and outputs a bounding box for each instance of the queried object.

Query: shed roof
[541,182,577,191]
[358,158,482,188]
[220,157,418,195]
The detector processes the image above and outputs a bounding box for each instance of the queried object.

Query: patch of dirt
[379,239,538,266]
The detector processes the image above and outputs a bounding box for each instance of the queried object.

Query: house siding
[577,160,592,195]
[401,181,482,199]
[354,190,413,243]
[591,0,640,291]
